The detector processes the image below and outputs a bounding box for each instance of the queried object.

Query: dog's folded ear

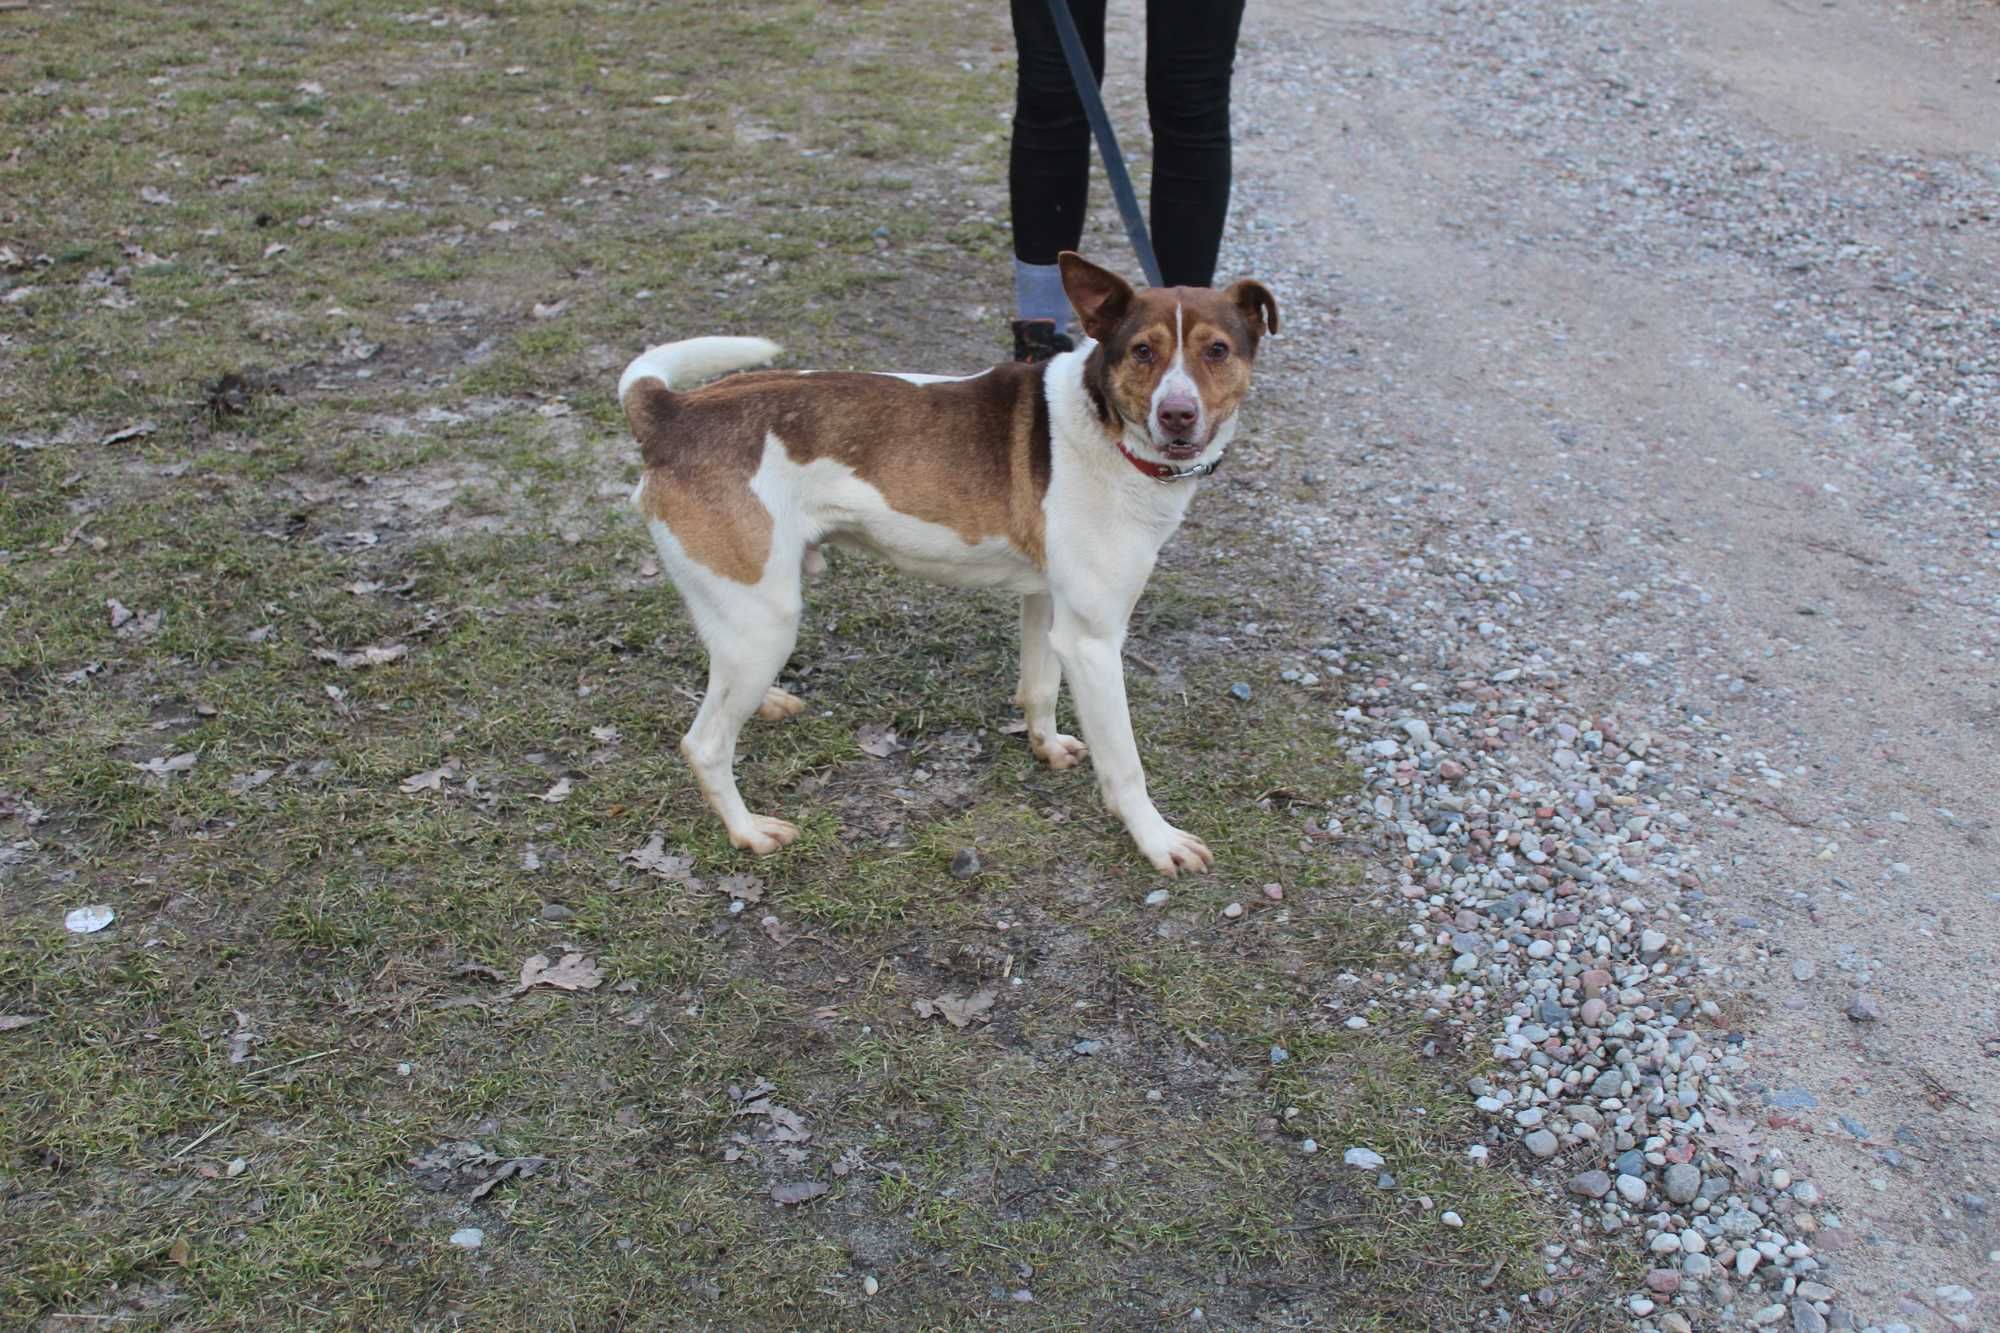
[1223,279,1280,341]
[1058,252,1136,343]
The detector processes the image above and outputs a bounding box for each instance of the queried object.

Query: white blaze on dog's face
[1058,252,1280,460]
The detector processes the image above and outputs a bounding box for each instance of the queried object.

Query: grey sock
[1013,259,1071,328]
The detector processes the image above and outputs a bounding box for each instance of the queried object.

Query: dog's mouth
[1155,438,1204,460]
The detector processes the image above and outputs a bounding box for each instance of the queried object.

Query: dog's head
[1059,252,1280,460]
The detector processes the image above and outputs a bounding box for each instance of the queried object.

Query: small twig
[1128,651,1161,675]
[1281,1212,1372,1232]
[168,1111,239,1160]
[1748,795,1819,829]
[237,1048,338,1081]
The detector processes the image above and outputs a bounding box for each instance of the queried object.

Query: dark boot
[1011,319,1074,364]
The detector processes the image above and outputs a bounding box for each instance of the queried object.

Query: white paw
[732,814,801,856]
[1030,729,1088,770]
[1137,824,1214,877]
[756,687,805,722]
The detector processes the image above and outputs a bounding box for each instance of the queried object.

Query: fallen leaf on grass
[0,1014,44,1032]
[770,1180,827,1206]
[831,1146,864,1177]
[139,186,174,206]
[620,831,694,879]
[911,987,997,1030]
[589,725,621,744]
[467,1154,549,1201]
[714,874,764,904]
[538,777,572,804]
[512,952,604,994]
[226,769,275,796]
[530,300,567,321]
[313,643,407,669]
[58,661,104,686]
[399,760,461,794]
[855,723,902,758]
[101,420,157,445]
[108,598,163,637]
[135,752,197,781]
[166,1236,191,1266]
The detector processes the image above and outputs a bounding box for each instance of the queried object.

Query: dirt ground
[1208,0,1998,1324]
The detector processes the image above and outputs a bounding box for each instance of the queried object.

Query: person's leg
[1010,0,1107,354]
[1145,0,1246,288]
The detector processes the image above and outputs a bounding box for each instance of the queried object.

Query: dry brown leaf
[538,777,573,804]
[620,831,694,879]
[165,1236,190,1266]
[135,752,198,781]
[513,952,604,994]
[399,760,460,794]
[0,1014,44,1032]
[714,874,764,904]
[101,420,157,447]
[770,1181,827,1206]
[313,643,407,670]
[226,769,275,796]
[911,987,998,1030]
[855,723,902,758]
[467,1155,549,1201]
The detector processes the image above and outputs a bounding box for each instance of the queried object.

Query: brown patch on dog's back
[627,362,1053,582]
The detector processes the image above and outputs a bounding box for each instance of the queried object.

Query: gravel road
[1173,0,1996,1326]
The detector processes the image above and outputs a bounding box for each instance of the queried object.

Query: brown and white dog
[621,252,1278,875]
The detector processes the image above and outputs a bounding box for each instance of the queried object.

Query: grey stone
[1616,1148,1645,1177]
[1568,1170,1612,1198]
[1767,1087,1819,1110]
[1524,1129,1560,1159]
[1665,1162,1701,1203]
[1791,1302,1828,1333]
[1844,991,1883,1022]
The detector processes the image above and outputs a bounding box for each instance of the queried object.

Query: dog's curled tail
[618,335,782,410]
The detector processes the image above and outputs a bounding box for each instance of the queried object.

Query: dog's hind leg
[649,519,806,855]
[756,686,805,721]
[679,594,803,854]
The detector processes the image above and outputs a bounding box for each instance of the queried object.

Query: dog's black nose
[1157,397,1197,436]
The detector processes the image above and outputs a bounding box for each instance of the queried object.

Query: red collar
[1116,437,1220,482]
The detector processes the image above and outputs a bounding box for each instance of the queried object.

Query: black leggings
[1009,0,1246,288]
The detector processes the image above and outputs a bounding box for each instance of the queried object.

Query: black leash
[1042,0,1164,288]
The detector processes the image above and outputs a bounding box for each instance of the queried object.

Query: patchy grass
[1,1,1579,1327]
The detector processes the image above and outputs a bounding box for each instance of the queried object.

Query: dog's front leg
[1047,599,1213,877]
[1016,593,1087,769]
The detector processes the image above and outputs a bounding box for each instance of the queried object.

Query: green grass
[0,2,1587,1328]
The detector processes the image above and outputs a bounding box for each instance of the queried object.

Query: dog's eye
[1130,342,1155,364]
[1205,341,1230,362]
